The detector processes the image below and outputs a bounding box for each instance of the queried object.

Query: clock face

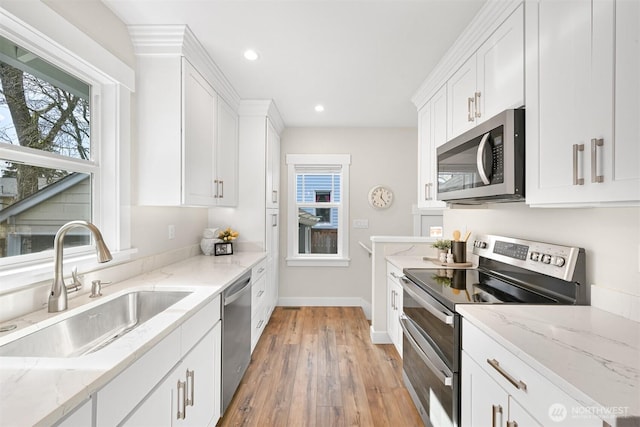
[368,185,393,209]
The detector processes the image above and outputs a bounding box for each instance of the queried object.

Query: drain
[0,324,17,332]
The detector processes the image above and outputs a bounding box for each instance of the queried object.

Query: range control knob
[542,254,552,264]
[474,241,487,249]
[551,256,566,267]
[530,252,540,262]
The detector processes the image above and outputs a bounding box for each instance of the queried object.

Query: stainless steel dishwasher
[222,270,252,412]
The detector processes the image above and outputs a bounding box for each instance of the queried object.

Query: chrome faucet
[48,220,113,313]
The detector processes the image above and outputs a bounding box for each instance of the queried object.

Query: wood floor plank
[218,307,422,427]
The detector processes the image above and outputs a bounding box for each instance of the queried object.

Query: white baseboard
[370,326,392,344]
[277,297,371,320]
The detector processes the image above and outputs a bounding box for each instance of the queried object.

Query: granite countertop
[0,252,266,427]
[457,305,640,425]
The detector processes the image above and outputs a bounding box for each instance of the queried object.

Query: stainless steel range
[400,234,588,427]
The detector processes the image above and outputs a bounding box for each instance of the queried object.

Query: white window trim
[0,6,135,291]
[286,154,351,267]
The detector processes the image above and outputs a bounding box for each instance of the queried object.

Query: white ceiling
[102,0,485,128]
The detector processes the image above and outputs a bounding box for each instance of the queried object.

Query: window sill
[286,257,351,267]
[0,248,137,294]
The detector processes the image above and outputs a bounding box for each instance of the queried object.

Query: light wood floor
[218,306,423,427]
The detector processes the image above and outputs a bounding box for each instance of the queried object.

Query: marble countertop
[0,252,266,427]
[457,305,640,423]
[386,255,478,271]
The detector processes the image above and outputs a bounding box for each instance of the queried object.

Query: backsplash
[444,203,640,322]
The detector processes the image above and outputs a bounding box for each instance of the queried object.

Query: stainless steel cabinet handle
[272,190,278,203]
[492,404,503,427]
[424,183,432,201]
[257,290,264,298]
[213,179,219,198]
[507,421,519,427]
[474,91,482,118]
[177,379,186,419]
[219,180,224,198]
[467,97,475,122]
[258,267,265,274]
[272,214,278,227]
[487,358,528,391]
[572,144,585,185]
[186,369,195,406]
[392,290,396,310]
[591,138,604,183]
[257,320,264,329]
[390,271,402,280]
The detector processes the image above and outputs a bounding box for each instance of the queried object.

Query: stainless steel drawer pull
[474,91,482,118]
[177,379,186,419]
[572,144,585,185]
[591,138,604,183]
[487,358,527,391]
[272,190,278,203]
[186,369,195,406]
[257,320,264,329]
[507,421,519,427]
[492,404,503,427]
[424,183,432,201]
[467,97,475,122]
[257,290,264,298]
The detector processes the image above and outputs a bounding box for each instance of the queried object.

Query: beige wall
[278,127,418,307]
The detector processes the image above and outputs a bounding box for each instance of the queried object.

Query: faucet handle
[66,267,83,293]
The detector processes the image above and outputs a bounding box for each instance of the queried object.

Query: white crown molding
[128,24,240,110]
[411,0,523,109]
[238,100,285,134]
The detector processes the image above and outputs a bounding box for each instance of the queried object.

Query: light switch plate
[353,219,369,229]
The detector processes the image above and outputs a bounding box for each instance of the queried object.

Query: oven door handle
[400,276,454,326]
[399,314,453,387]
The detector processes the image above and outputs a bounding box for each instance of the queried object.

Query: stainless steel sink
[0,290,191,358]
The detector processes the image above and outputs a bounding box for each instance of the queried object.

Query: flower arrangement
[432,239,451,251]
[218,227,239,242]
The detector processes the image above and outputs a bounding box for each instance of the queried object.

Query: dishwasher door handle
[224,275,252,306]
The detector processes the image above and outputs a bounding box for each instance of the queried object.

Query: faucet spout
[49,220,113,313]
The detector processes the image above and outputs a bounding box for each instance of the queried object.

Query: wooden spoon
[452,230,461,241]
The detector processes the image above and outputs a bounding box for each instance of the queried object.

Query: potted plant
[432,239,451,258]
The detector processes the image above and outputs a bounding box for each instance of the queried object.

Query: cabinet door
[182,58,216,206]
[216,97,239,206]
[55,398,93,427]
[418,86,447,209]
[461,351,509,427]
[266,210,279,314]
[266,119,281,209]
[476,4,524,121]
[447,55,477,139]
[508,397,542,427]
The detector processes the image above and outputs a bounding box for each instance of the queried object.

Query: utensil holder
[451,241,466,263]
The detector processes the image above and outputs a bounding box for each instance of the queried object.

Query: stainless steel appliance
[222,270,252,412]
[400,234,588,427]
[437,109,525,204]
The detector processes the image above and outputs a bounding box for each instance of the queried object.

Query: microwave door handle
[399,314,453,387]
[476,132,492,185]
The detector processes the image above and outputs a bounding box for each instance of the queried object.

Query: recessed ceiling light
[314,104,325,112]
[243,49,259,61]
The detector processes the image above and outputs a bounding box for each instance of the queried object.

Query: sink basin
[0,290,191,358]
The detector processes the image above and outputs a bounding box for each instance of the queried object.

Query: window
[286,154,350,267]
[0,34,94,259]
[0,5,134,290]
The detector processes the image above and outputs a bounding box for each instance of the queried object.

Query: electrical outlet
[353,219,369,229]
[168,224,175,240]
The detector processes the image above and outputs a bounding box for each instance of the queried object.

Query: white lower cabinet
[251,258,269,352]
[54,397,92,427]
[461,319,604,427]
[386,262,403,355]
[124,323,221,427]
[95,296,222,427]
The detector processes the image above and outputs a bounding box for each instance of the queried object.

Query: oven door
[401,278,459,427]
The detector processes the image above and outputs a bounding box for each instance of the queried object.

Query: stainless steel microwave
[436,108,525,204]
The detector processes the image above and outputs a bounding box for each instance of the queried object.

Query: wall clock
[368,185,393,209]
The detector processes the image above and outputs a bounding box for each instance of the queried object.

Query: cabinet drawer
[181,295,221,356]
[251,274,267,315]
[96,327,181,427]
[252,258,267,281]
[462,319,602,426]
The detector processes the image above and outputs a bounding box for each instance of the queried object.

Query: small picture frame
[214,242,233,256]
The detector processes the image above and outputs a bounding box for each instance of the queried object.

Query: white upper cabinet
[417,85,447,208]
[448,4,524,140]
[130,25,240,207]
[525,0,640,206]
